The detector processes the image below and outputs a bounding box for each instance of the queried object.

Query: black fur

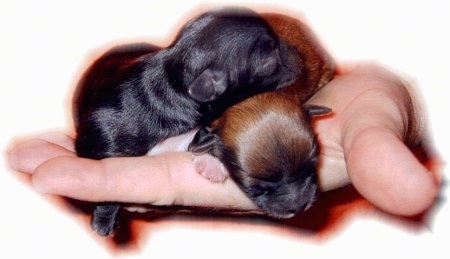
[73,7,301,236]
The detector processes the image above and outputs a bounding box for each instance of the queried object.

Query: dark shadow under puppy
[73,7,301,236]
[189,12,335,218]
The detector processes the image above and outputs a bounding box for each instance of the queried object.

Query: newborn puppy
[189,13,335,218]
[73,7,301,236]
[190,92,330,218]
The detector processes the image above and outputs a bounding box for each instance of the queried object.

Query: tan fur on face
[213,92,316,180]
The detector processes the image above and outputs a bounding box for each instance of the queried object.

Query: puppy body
[189,13,335,218]
[73,8,301,236]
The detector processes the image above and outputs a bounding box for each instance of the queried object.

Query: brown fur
[262,13,336,100]
[212,91,316,180]
[190,13,336,218]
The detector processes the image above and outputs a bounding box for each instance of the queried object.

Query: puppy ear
[304,104,332,117]
[188,68,228,102]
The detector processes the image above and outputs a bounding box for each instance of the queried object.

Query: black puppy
[73,7,301,236]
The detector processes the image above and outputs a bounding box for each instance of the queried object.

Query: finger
[34,131,76,152]
[7,137,75,174]
[346,127,438,216]
[32,152,258,211]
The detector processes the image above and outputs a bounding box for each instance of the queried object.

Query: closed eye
[246,180,279,197]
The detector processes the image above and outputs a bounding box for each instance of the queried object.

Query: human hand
[7,131,259,212]
[307,62,440,216]
[7,63,440,216]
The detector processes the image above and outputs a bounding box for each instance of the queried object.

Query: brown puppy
[189,13,335,218]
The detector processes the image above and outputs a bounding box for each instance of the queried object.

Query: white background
[1,0,448,258]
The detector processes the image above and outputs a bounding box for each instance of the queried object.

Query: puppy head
[165,7,301,103]
[238,135,320,219]
[220,95,331,218]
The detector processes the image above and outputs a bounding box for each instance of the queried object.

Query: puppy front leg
[188,127,228,182]
[188,127,222,155]
[76,139,122,236]
[76,127,151,236]
[91,204,121,236]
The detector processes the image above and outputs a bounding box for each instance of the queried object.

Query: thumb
[345,127,439,216]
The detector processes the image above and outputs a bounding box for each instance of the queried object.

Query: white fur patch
[147,128,199,155]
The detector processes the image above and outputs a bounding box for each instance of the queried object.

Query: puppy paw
[91,205,120,236]
[193,154,228,182]
[188,127,221,154]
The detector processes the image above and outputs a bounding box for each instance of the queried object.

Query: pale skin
[7,63,441,217]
